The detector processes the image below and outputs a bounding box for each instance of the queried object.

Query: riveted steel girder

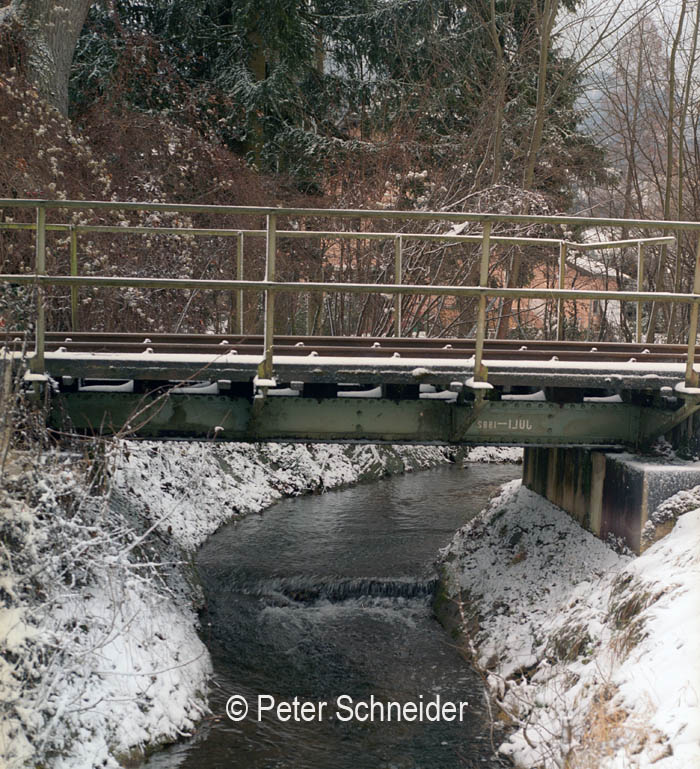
[46,391,673,447]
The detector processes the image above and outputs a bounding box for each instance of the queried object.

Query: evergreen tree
[70,0,604,205]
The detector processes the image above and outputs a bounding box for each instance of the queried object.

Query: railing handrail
[1,197,700,231]
[2,272,697,305]
[1,198,698,389]
[0,220,676,251]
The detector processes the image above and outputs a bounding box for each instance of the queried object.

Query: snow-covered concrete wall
[523,446,700,553]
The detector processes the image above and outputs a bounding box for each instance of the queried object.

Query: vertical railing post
[69,225,78,332]
[636,241,645,343]
[684,234,700,388]
[394,235,403,337]
[259,214,277,381]
[473,222,492,382]
[556,240,567,341]
[33,205,46,373]
[237,231,244,335]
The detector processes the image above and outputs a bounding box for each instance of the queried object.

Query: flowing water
[144,462,520,769]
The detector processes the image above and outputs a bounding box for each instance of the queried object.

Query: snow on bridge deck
[22,348,690,391]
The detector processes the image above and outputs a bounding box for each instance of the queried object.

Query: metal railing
[1,198,699,388]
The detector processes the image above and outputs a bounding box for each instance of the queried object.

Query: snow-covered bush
[1,377,211,768]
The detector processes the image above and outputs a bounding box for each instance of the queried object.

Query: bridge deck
[4,197,700,447]
[6,332,696,448]
[7,333,690,390]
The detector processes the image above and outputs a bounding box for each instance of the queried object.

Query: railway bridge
[3,198,700,550]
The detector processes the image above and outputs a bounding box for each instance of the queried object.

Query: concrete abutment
[523,447,700,553]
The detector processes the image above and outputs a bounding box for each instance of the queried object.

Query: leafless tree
[587,1,700,342]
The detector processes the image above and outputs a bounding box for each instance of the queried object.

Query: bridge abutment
[522,447,700,554]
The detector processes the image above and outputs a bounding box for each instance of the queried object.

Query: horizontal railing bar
[0,222,250,237]
[567,237,676,251]
[0,221,562,247]
[3,273,698,306]
[81,225,243,237]
[0,222,675,251]
[263,231,564,246]
[0,222,71,232]
[0,221,559,244]
[2,198,700,232]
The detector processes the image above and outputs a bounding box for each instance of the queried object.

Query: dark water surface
[144,462,520,769]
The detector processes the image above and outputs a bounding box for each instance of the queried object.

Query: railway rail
[4,331,694,398]
[3,332,694,364]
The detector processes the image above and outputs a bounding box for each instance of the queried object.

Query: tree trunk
[497,0,558,339]
[522,0,559,191]
[246,20,267,165]
[667,0,699,342]
[646,0,686,343]
[0,0,92,115]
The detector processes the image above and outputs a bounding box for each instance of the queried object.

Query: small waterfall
[243,576,439,605]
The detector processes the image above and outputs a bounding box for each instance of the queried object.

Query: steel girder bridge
[2,198,700,449]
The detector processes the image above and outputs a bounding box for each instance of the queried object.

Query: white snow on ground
[112,442,451,551]
[440,480,700,769]
[464,446,523,464]
[0,452,212,769]
[612,509,700,768]
[47,579,210,769]
[2,442,450,769]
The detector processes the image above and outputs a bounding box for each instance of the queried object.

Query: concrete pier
[523,447,700,553]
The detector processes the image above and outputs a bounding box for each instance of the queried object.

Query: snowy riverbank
[113,442,454,551]
[1,442,450,768]
[439,479,700,769]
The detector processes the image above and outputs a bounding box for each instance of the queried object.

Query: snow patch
[1,454,210,769]
[463,446,523,464]
[440,481,700,768]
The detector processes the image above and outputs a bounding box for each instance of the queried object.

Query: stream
[144,461,520,769]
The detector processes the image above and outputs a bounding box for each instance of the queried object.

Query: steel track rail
[3,332,691,363]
